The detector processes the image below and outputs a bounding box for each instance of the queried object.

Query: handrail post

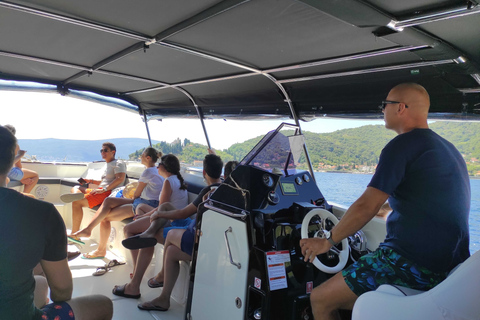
[143,110,152,147]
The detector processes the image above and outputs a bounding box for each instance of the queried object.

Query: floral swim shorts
[41,301,75,320]
[342,246,447,296]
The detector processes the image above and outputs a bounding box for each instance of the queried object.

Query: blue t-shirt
[369,129,470,273]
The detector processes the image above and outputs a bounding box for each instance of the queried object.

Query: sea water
[314,172,480,254]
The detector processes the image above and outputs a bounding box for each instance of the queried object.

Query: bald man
[301,83,471,319]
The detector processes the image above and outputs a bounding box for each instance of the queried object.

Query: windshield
[240,123,306,175]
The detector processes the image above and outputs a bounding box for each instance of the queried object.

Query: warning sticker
[306,281,313,294]
[254,277,262,289]
[266,250,290,291]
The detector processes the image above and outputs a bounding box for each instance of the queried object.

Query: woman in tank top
[116,154,188,291]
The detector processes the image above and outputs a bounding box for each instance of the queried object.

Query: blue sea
[314,172,480,254]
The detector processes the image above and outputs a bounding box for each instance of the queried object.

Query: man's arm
[91,172,126,194]
[300,186,389,262]
[106,172,126,190]
[40,259,73,302]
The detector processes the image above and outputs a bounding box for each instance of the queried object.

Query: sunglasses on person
[379,100,409,111]
[157,162,164,168]
[100,148,110,153]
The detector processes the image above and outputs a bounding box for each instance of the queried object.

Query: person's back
[373,128,470,272]
[165,175,188,209]
[0,188,66,319]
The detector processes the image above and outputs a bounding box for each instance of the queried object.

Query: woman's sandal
[112,284,141,299]
[147,277,164,288]
[92,259,126,276]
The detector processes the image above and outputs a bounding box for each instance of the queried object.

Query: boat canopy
[1,0,479,121]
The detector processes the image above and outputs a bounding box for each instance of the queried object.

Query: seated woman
[111,154,189,297]
[112,153,222,300]
[72,147,163,259]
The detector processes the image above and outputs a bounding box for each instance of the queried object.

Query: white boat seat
[352,250,480,320]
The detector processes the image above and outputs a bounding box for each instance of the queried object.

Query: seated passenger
[112,154,223,300]
[72,147,163,258]
[61,142,126,240]
[4,124,39,194]
[117,154,188,286]
[0,125,113,320]
[299,83,470,319]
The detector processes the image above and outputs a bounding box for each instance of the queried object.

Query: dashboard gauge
[302,173,310,183]
[262,174,274,187]
[295,176,303,185]
[267,191,280,205]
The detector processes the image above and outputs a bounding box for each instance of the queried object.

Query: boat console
[185,124,368,320]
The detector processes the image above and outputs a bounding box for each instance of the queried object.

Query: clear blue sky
[1,90,384,150]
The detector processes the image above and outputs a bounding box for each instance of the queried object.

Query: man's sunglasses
[100,148,110,153]
[379,100,409,111]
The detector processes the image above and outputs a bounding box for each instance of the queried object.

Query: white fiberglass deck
[67,237,186,320]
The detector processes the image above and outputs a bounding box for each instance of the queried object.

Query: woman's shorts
[180,226,195,256]
[342,246,447,296]
[7,167,24,181]
[41,301,75,319]
[163,217,192,239]
[84,188,112,208]
[132,198,159,213]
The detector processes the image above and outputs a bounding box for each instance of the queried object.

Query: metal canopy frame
[1,0,480,151]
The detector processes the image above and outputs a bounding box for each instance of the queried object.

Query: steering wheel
[301,209,349,273]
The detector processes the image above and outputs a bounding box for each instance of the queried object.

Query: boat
[1,0,480,319]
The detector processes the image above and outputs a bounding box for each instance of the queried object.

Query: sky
[0,90,384,150]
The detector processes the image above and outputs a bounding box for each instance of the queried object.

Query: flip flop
[93,267,108,276]
[107,259,126,268]
[92,260,125,276]
[122,235,157,250]
[81,252,105,259]
[137,301,168,311]
[112,284,141,299]
[147,277,164,288]
[67,251,81,261]
[67,236,85,245]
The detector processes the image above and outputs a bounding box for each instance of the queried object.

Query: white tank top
[164,175,188,209]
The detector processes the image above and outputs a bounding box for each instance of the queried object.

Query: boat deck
[67,238,186,320]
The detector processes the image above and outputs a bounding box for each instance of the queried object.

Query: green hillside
[130,122,480,176]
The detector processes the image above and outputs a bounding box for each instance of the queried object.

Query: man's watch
[324,230,338,246]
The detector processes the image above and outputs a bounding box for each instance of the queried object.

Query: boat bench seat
[352,250,480,320]
[76,178,202,305]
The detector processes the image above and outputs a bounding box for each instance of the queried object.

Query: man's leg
[140,202,177,238]
[310,272,358,320]
[70,198,90,234]
[153,228,185,283]
[67,295,113,320]
[121,246,155,296]
[139,245,191,311]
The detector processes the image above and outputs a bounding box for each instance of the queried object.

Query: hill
[133,122,480,176]
[17,122,480,176]
[17,138,160,162]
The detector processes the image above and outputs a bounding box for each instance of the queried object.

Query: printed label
[266,250,291,291]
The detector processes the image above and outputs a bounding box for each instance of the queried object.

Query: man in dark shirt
[300,83,470,320]
[0,126,113,320]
